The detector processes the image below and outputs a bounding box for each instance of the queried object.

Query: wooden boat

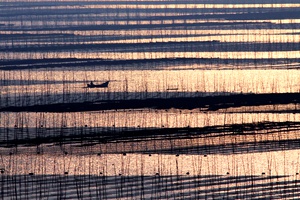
[87,81,109,88]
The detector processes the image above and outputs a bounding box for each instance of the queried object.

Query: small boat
[87,81,109,88]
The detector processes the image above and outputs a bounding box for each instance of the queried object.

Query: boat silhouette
[87,81,109,88]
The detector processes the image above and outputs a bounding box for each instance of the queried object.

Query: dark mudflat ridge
[2,121,300,156]
[1,92,300,112]
[0,174,296,200]
[2,41,300,53]
[0,58,193,70]
[1,58,299,70]
[1,121,298,146]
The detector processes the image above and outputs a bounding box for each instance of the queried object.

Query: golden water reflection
[1,69,300,99]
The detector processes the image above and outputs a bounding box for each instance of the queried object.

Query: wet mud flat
[2,92,300,112]
[1,120,300,153]
[1,57,300,71]
[1,174,298,200]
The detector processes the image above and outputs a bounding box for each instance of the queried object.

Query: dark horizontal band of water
[1,92,300,112]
